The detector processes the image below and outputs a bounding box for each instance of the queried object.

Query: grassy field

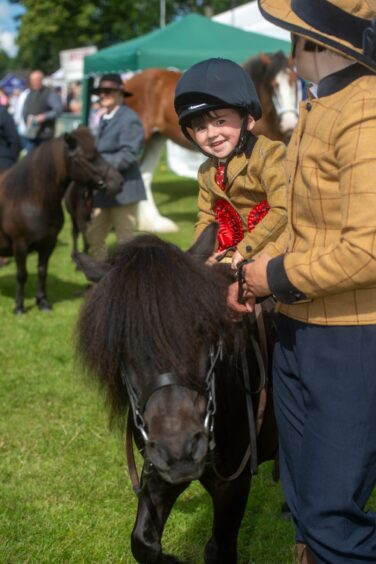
[2,161,367,563]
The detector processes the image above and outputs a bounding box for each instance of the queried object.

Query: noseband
[120,340,223,445]
[68,147,112,193]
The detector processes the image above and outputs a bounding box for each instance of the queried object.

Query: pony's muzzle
[145,430,208,484]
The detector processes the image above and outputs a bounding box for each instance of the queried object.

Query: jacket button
[246,245,253,253]
[306,102,312,111]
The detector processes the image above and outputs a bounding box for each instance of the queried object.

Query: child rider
[174,57,288,268]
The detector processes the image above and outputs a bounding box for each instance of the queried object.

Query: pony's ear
[64,132,78,151]
[187,223,219,262]
[73,252,111,283]
[259,52,271,66]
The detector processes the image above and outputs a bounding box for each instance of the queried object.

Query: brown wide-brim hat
[92,73,132,97]
[258,0,376,72]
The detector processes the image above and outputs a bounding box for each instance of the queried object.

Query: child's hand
[231,250,245,271]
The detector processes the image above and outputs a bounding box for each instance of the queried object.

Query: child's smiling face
[189,108,255,159]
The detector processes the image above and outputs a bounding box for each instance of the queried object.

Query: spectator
[13,87,30,151]
[66,82,82,115]
[0,106,21,266]
[86,73,146,261]
[0,105,21,171]
[22,70,63,153]
[0,88,9,107]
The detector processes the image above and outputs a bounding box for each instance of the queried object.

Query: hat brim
[92,86,132,97]
[258,0,376,72]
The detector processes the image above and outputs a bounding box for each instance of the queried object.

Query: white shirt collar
[102,105,120,120]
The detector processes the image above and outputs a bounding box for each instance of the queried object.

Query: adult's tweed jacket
[266,64,376,325]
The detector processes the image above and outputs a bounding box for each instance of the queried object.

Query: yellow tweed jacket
[195,135,287,259]
[266,65,376,325]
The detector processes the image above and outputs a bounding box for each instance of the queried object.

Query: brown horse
[126,51,297,146]
[76,223,278,563]
[124,51,298,232]
[0,126,123,314]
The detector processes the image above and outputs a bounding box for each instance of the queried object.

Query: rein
[122,258,270,493]
[121,341,223,494]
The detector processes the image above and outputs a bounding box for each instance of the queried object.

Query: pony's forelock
[76,235,234,424]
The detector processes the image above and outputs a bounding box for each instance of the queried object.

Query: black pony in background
[75,224,278,564]
[0,126,122,314]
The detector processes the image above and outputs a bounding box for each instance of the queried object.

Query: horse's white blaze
[272,70,298,134]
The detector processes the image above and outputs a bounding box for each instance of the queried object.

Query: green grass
[3,161,366,563]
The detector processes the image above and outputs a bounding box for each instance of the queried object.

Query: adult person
[22,70,63,153]
[86,73,146,261]
[13,87,30,151]
[0,105,21,266]
[228,1,376,562]
[0,106,21,171]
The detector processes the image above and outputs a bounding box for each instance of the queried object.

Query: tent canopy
[84,13,290,76]
[81,13,290,124]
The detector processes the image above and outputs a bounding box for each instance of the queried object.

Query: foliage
[10,0,251,73]
[0,50,15,77]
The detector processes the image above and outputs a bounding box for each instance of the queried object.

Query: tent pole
[160,0,166,27]
[81,77,93,126]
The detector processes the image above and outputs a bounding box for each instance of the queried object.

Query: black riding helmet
[174,58,262,155]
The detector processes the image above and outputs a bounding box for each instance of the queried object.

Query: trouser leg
[111,203,138,245]
[86,207,112,261]
[273,315,376,563]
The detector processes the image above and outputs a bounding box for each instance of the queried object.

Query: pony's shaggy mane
[76,235,235,422]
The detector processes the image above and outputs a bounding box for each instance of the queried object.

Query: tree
[0,50,14,77]
[10,0,251,73]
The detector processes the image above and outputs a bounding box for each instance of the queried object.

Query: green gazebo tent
[82,13,290,122]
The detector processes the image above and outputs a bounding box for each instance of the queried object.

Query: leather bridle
[122,259,270,494]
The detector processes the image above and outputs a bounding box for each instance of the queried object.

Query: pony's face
[64,128,123,196]
[271,67,298,139]
[143,385,208,484]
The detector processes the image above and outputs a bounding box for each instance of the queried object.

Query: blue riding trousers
[273,314,376,563]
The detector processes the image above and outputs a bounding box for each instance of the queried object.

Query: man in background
[22,70,63,153]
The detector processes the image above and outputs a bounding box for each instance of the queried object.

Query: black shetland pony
[76,224,278,564]
[0,126,122,314]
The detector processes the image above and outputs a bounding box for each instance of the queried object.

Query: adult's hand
[242,253,272,297]
[226,281,255,316]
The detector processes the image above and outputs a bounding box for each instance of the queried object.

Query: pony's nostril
[190,432,207,462]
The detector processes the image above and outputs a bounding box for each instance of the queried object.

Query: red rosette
[214,198,244,252]
[248,200,270,232]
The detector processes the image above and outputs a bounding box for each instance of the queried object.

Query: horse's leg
[35,241,56,311]
[138,134,178,234]
[71,218,79,257]
[13,242,28,315]
[200,471,251,564]
[131,468,189,564]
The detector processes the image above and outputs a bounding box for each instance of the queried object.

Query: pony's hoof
[37,299,52,312]
[13,306,25,315]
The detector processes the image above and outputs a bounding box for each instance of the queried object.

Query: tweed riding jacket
[266,64,376,325]
[195,135,287,259]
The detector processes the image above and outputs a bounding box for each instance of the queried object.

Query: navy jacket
[0,107,21,171]
[94,105,146,208]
